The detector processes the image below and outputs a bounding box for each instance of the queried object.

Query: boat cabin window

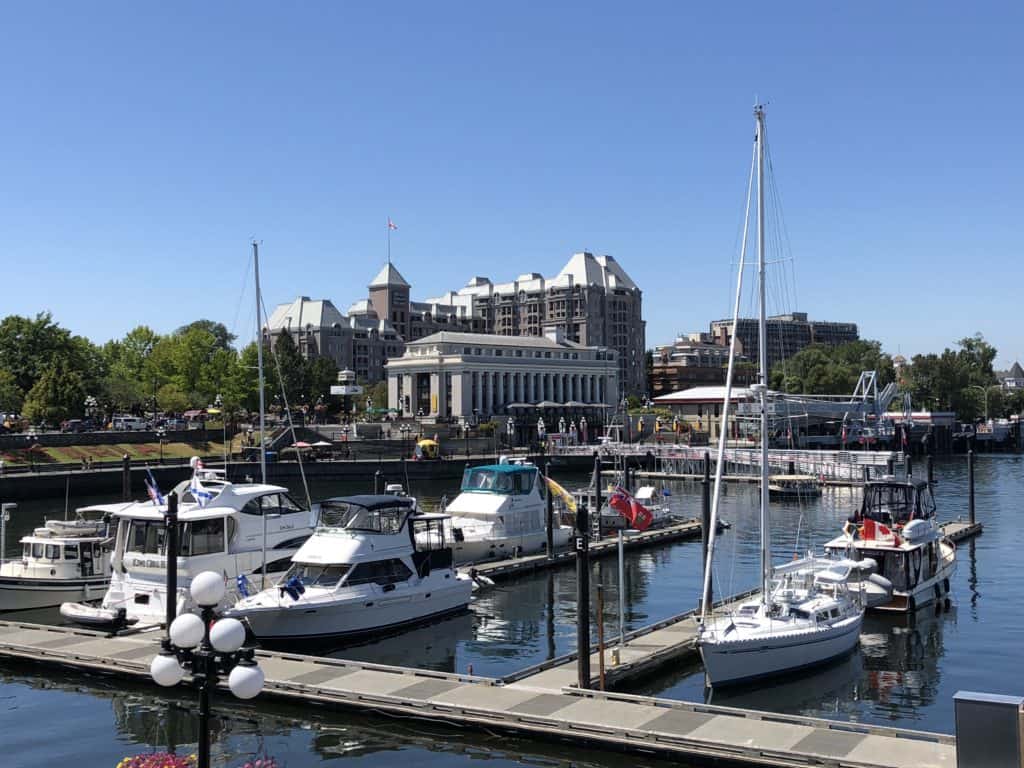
[128,520,168,555]
[318,502,407,534]
[64,544,79,560]
[283,563,351,588]
[345,558,413,587]
[241,493,308,516]
[44,544,60,560]
[182,518,226,556]
[411,517,448,550]
[790,607,810,620]
[461,467,534,495]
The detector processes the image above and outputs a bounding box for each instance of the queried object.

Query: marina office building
[385,330,619,424]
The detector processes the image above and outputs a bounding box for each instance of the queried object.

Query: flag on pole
[144,468,165,506]
[387,218,398,230]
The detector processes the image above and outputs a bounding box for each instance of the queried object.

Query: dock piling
[968,449,976,525]
[593,453,602,539]
[374,469,382,494]
[545,459,554,558]
[617,529,625,647]
[164,492,178,630]
[597,584,606,691]
[121,454,131,501]
[701,452,712,609]
[905,453,912,480]
[575,502,591,689]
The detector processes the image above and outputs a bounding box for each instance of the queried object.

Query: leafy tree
[0,370,24,412]
[175,320,236,351]
[770,340,894,396]
[0,313,103,396]
[156,383,190,414]
[366,381,388,411]
[904,334,999,420]
[22,362,87,425]
[307,356,338,406]
[267,331,308,409]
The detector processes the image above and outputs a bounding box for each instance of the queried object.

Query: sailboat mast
[755,105,771,605]
[254,241,267,486]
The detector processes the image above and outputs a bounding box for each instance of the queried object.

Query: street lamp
[399,424,410,456]
[25,430,38,471]
[156,427,167,464]
[507,416,515,450]
[150,571,265,768]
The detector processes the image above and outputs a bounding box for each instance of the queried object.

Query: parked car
[162,418,187,430]
[112,416,148,431]
[60,419,94,433]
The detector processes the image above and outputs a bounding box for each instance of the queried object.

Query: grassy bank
[0,440,238,467]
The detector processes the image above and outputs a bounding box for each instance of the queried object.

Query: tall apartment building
[424,252,645,397]
[708,312,859,374]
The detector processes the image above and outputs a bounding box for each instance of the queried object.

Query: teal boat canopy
[461,464,538,494]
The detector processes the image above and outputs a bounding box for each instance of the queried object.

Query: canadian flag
[387,217,398,230]
[862,518,897,543]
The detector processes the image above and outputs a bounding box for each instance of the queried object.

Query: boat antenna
[699,116,756,622]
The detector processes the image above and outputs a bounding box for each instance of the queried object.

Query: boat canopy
[460,464,537,495]
[317,495,416,533]
[858,479,935,526]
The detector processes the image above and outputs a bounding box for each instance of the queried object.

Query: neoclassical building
[386,330,618,422]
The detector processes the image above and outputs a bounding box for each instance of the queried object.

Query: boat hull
[0,576,110,612]
[453,527,572,564]
[699,614,863,686]
[230,579,472,641]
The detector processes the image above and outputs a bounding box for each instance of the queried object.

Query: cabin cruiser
[443,462,573,562]
[60,466,314,628]
[823,478,955,612]
[0,513,112,612]
[225,494,472,641]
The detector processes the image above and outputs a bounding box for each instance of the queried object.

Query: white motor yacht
[0,513,112,612]
[226,494,472,641]
[444,462,573,562]
[60,466,314,628]
[823,478,955,611]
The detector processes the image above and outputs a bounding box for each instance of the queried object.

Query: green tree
[156,383,190,414]
[306,356,338,406]
[0,369,24,412]
[0,313,103,397]
[770,340,894,395]
[905,334,999,420]
[22,362,87,425]
[175,320,236,351]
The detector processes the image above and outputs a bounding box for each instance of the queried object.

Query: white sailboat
[696,105,864,687]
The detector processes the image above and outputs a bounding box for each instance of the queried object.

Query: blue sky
[2,3,1021,366]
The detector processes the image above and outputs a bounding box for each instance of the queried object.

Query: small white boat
[0,515,112,612]
[768,474,822,500]
[774,554,894,611]
[824,478,955,612]
[225,494,472,641]
[699,571,864,686]
[444,462,573,562]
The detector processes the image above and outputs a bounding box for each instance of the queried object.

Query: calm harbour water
[1,455,1021,766]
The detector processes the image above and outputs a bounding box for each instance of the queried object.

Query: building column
[430,372,441,417]
[497,371,505,413]
[486,371,495,415]
[387,373,399,412]
[557,374,565,403]
[474,371,483,414]
[530,372,537,403]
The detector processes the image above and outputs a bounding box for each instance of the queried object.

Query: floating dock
[0,620,956,767]
[460,518,707,582]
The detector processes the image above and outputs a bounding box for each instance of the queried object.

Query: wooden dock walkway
[0,619,955,767]
[460,518,707,581]
[941,519,983,543]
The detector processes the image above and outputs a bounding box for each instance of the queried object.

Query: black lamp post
[151,571,264,768]
[156,427,166,464]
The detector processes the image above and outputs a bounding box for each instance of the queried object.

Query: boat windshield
[460,467,534,495]
[862,482,934,525]
[317,501,408,534]
[282,563,351,588]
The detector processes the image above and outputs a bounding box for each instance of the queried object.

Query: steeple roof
[1009,361,1024,379]
[369,263,410,289]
